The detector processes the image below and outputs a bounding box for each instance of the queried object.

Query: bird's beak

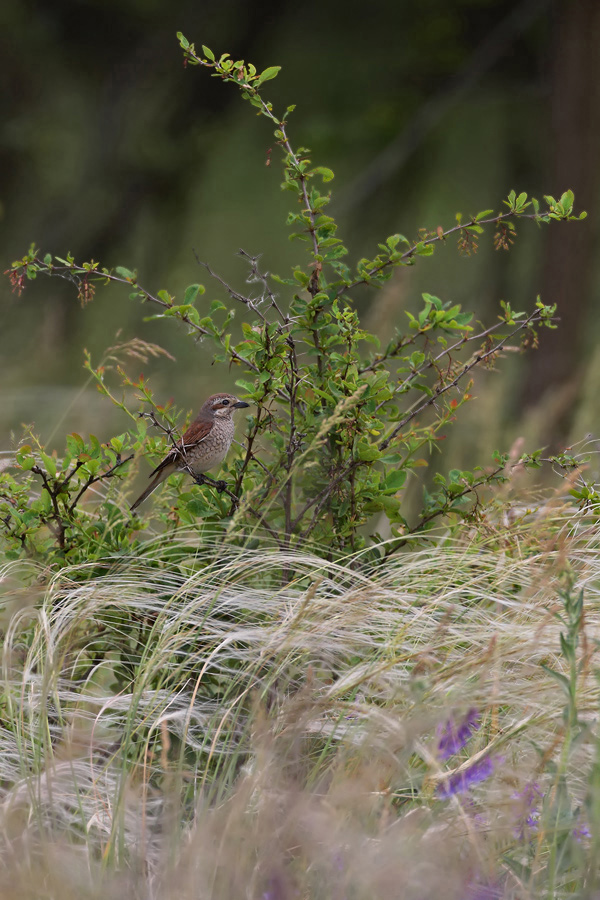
[233,400,250,408]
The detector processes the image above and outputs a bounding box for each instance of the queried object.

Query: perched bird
[130,393,249,511]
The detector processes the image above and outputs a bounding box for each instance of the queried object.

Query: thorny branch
[16,259,261,373]
[26,452,134,551]
[339,210,540,297]
[68,453,135,512]
[237,248,287,321]
[378,308,549,452]
[287,309,549,537]
[183,44,323,285]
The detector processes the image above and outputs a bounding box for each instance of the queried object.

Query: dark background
[2,0,599,474]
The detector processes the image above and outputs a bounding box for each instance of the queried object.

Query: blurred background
[2,0,600,476]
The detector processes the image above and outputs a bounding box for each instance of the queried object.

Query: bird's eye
[221,399,230,405]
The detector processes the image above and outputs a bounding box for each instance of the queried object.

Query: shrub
[2,36,586,566]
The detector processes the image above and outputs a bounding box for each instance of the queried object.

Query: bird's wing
[181,417,213,447]
[147,418,213,479]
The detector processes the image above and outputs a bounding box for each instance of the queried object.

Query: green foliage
[502,578,592,893]
[1,434,133,561]
[1,37,586,565]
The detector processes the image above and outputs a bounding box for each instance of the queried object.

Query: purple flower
[512,782,543,839]
[513,781,543,807]
[437,756,495,798]
[437,708,481,760]
[573,822,590,843]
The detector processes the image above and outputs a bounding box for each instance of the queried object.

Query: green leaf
[383,470,407,492]
[40,452,57,477]
[115,266,136,280]
[309,166,335,182]
[541,663,572,699]
[202,44,215,61]
[16,448,35,471]
[257,66,281,86]
[82,458,101,476]
[88,434,102,457]
[386,233,409,250]
[355,442,381,462]
[235,379,256,394]
[183,283,205,304]
[292,269,309,286]
[559,189,574,214]
[66,433,85,456]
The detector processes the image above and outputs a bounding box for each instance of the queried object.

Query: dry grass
[1,508,599,897]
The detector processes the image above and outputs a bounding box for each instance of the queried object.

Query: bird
[130,392,249,511]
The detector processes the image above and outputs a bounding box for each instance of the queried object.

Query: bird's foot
[193,474,206,486]
[215,480,227,493]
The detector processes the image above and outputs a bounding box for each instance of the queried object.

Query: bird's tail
[130,462,177,512]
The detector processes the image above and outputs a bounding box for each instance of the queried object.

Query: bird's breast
[181,418,235,474]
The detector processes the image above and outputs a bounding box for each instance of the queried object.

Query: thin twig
[340,210,540,297]
[69,454,135,512]
[378,309,547,451]
[27,259,260,373]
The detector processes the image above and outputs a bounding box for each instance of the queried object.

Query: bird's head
[203,393,250,418]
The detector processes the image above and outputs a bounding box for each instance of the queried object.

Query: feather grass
[1,506,600,897]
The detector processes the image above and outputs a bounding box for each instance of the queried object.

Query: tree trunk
[523,0,600,438]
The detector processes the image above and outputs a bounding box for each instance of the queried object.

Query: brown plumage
[130,393,249,511]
